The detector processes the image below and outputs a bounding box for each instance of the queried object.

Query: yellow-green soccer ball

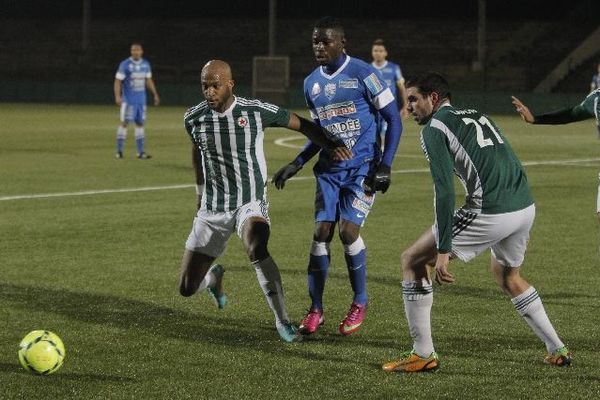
[18,330,65,375]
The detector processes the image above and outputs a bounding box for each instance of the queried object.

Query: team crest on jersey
[237,116,248,127]
[325,83,337,100]
[311,82,321,98]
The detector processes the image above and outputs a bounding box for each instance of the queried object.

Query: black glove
[272,161,302,189]
[363,164,391,194]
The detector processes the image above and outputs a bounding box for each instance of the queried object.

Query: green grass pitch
[1,103,599,398]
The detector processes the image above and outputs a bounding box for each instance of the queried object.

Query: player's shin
[253,256,290,324]
[511,286,564,353]
[116,126,127,152]
[308,241,330,310]
[402,279,435,357]
[343,237,367,305]
[135,127,145,154]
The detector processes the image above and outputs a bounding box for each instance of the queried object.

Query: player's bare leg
[490,256,571,366]
[241,217,298,342]
[300,221,335,335]
[179,250,226,308]
[383,228,439,372]
[338,219,368,335]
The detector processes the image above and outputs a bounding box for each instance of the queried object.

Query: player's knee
[400,248,417,272]
[246,241,269,263]
[313,223,334,242]
[338,229,359,245]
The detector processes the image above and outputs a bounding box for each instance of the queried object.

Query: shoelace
[345,305,364,324]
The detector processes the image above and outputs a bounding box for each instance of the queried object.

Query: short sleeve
[361,67,394,110]
[115,61,126,80]
[258,101,291,128]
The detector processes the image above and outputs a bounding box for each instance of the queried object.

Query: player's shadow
[0,282,272,350]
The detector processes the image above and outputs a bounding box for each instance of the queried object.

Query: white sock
[117,125,127,138]
[511,286,564,353]
[403,280,435,357]
[134,127,144,139]
[253,256,290,324]
[196,270,215,293]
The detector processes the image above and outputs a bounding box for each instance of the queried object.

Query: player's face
[312,28,344,66]
[130,45,143,60]
[371,45,387,63]
[201,73,234,112]
[406,86,435,125]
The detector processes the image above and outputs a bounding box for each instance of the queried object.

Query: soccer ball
[18,330,65,375]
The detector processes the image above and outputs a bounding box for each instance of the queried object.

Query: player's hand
[511,96,534,124]
[115,96,123,107]
[331,145,353,161]
[272,161,302,190]
[434,253,454,285]
[154,94,161,106]
[363,164,391,194]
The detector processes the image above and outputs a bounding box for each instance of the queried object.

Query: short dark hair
[372,39,386,47]
[314,16,344,36]
[406,72,451,101]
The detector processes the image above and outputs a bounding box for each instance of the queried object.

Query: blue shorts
[120,103,146,125]
[314,162,376,226]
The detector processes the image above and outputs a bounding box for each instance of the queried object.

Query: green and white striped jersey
[575,89,599,124]
[184,96,290,212]
[420,103,534,253]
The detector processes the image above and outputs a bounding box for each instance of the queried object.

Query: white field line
[1,157,599,202]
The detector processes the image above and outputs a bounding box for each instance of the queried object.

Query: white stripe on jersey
[309,109,318,120]
[594,96,598,121]
[226,113,243,209]
[237,98,278,113]
[254,111,268,189]
[372,87,395,110]
[212,113,229,211]
[242,111,256,202]
[430,118,484,210]
[198,115,209,211]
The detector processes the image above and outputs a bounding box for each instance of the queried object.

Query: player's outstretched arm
[511,96,534,124]
[287,113,352,161]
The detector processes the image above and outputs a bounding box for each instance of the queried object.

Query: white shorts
[185,199,270,258]
[432,204,536,268]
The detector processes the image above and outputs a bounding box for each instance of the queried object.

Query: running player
[383,72,571,373]
[181,60,351,343]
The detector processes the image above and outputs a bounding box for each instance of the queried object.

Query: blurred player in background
[383,72,571,373]
[512,91,600,222]
[180,60,351,343]
[114,42,160,159]
[272,17,402,337]
[371,39,408,148]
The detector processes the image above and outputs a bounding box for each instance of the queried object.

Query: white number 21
[462,116,504,148]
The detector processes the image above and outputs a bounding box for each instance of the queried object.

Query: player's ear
[229,79,235,89]
[430,91,440,106]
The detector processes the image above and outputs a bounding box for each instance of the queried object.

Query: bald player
[180,60,352,343]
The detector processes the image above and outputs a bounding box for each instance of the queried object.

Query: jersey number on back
[462,116,504,148]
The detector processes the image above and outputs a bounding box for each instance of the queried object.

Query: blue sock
[116,137,125,152]
[135,127,145,154]
[135,137,144,154]
[344,241,367,306]
[307,242,330,310]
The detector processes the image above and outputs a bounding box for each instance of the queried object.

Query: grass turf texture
[1,103,599,399]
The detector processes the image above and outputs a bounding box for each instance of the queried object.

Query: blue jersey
[115,57,152,105]
[304,56,395,171]
[372,61,403,99]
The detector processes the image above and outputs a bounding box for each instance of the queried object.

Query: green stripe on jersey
[183,96,290,212]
